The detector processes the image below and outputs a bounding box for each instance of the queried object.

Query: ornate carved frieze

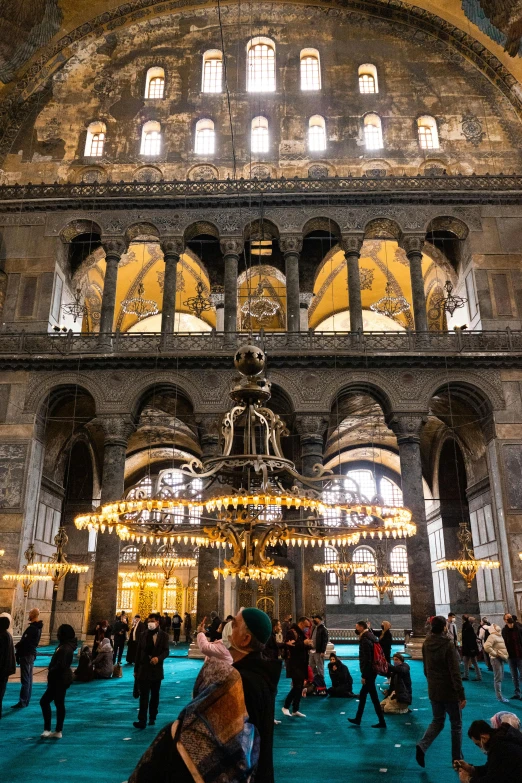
[220,237,244,257]
[160,237,184,259]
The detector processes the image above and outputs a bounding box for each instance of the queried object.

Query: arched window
[300,48,321,91]
[364,113,383,151]
[195,118,215,155]
[324,545,340,601]
[119,545,139,564]
[140,120,161,155]
[202,50,223,93]
[308,115,326,151]
[345,470,377,500]
[247,37,276,92]
[417,116,439,150]
[381,477,403,506]
[353,546,378,602]
[251,116,269,153]
[84,121,106,157]
[145,67,165,99]
[359,64,378,94]
[390,544,410,602]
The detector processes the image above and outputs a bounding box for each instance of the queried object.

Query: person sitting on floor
[74,645,94,682]
[93,637,113,679]
[490,711,521,730]
[455,719,522,782]
[327,653,355,698]
[381,652,412,714]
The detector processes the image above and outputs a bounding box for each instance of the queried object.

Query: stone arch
[124,221,161,243]
[364,218,402,241]
[244,219,279,241]
[426,216,470,240]
[25,375,103,416]
[328,376,396,418]
[184,221,220,242]
[424,375,503,415]
[302,217,341,239]
[124,376,197,421]
[263,370,301,414]
[59,219,103,244]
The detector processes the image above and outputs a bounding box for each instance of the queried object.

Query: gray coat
[93,639,113,679]
[422,632,465,703]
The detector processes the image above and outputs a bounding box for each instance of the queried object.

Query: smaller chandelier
[314,559,367,590]
[240,280,281,325]
[358,573,407,598]
[140,544,197,584]
[121,282,159,320]
[213,564,288,582]
[61,288,88,323]
[438,523,500,589]
[431,280,468,318]
[26,528,89,590]
[2,544,52,596]
[370,282,410,319]
[183,280,212,319]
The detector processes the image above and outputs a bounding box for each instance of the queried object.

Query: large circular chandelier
[26,528,89,590]
[438,523,499,589]
[139,543,197,584]
[121,282,159,320]
[75,345,416,581]
[240,279,281,325]
[370,282,410,320]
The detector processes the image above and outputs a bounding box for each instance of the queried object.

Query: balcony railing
[1,329,521,357]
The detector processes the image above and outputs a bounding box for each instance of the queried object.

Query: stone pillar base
[405,636,424,660]
[188,642,205,659]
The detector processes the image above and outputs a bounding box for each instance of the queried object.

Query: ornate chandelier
[370,282,410,320]
[139,543,197,584]
[26,528,89,590]
[61,288,88,323]
[431,280,468,318]
[240,279,281,325]
[2,544,52,596]
[358,572,407,598]
[438,523,500,589]
[313,557,367,590]
[183,280,212,319]
[121,282,159,320]
[119,564,164,589]
[75,345,416,582]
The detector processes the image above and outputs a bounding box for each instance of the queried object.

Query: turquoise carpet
[0,643,514,782]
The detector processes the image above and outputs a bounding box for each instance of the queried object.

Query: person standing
[207,611,221,642]
[502,613,522,699]
[281,613,292,641]
[113,613,128,665]
[12,607,43,709]
[282,616,313,718]
[184,612,192,643]
[484,623,509,703]
[171,610,182,645]
[461,616,482,681]
[230,607,282,783]
[264,619,283,661]
[478,617,492,671]
[416,615,466,768]
[376,620,393,665]
[133,612,170,729]
[40,624,77,739]
[447,613,459,648]
[0,616,16,719]
[348,620,386,729]
[93,619,111,657]
[309,614,329,679]
[126,615,145,664]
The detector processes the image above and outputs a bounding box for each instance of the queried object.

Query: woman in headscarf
[375,621,393,665]
[74,645,94,682]
[196,617,233,664]
[129,658,259,783]
[93,637,114,679]
[490,711,521,730]
[327,653,355,697]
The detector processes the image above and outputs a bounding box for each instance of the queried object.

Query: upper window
[390,544,410,600]
[247,37,276,92]
[195,118,215,155]
[324,546,339,598]
[364,113,383,151]
[344,470,403,506]
[84,121,106,157]
[353,546,378,601]
[300,49,321,91]
[202,50,223,93]
[140,120,161,156]
[251,116,269,153]
[417,116,439,150]
[359,64,378,94]
[145,67,165,99]
[308,115,326,152]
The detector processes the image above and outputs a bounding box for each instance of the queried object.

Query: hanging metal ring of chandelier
[370,282,410,320]
[121,282,159,320]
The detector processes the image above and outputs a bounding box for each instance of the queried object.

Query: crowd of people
[2,606,522,781]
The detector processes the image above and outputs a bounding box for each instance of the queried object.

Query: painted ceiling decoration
[462,0,522,57]
[0,0,62,84]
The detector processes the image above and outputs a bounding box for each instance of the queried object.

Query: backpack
[112,663,123,678]
[372,641,388,676]
[312,673,327,695]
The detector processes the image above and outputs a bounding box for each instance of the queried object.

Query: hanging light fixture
[121,281,159,320]
[2,544,52,596]
[313,554,367,590]
[370,282,410,320]
[61,288,88,323]
[183,280,212,319]
[26,528,89,591]
[355,545,407,599]
[438,523,500,589]
[240,279,281,325]
[430,280,468,318]
[139,543,197,584]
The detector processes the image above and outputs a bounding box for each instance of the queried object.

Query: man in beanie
[230,607,282,783]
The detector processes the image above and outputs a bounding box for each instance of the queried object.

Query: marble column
[160,237,183,335]
[89,416,135,630]
[299,292,313,331]
[210,290,225,332]
[401,234,428,333]
[220,238,243,337]
[296,415,329,616]
[99,238,126,336]
[387,413,435,645]
[341,233,365,333]
[196,414,222,460]
[280,235,303,332]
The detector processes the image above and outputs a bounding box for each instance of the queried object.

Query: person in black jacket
[348,620,386,729]
[40,624,77,738]
[381,653,412,714]
[207,611,221,642]
[375,621,393,665]
[183,612,192,643]
[264,618,282,661]
[127,615,145,664]
[113,613,128,664]
[230,607,282,783]
[310,614,329,679]
[282,616,313,718]
[133,612,170,729]
[455,720,522,782]
[0,615,16,719]
[13,607,43,709]
[171,610,182,645]
[461,616,482,681]
[327,653,355,697]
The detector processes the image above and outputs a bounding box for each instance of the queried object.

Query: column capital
[96,415,136,446]
[220,236,244,257]
[160,236,184,259]
[299,292,314,309]
[400,233,426,257]
[102,237,127,260]
[386,412,428,444]
[340,232,365,256]
[279,234,303,256]
[295,414,329,437]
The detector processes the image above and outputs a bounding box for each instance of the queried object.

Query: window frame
[145,66,165,99]
[140,120,162,156]
[247,37,276,93]
[251,115,269,154]
[363,113,383,151]
[202,50,223,93]
[300,48,321,91]
[417,115,440,150]
[84,121,107,158]
[308,115,326,152]
[358,64,379,94]
[194,118,216,155]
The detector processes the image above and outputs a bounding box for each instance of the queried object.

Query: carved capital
[102,238,127,262]
[97,415,136,446]
[401,233,426,257]
[340,233,365,256]
[279,234,303,256]
[299,292,314,309]
[386,412,428,444]
[295,414,329,437]
[220,237,244,257]
[160,237,184,260]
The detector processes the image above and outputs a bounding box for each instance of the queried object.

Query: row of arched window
[142,46,378,96]
[84,113,439,158]
[325,544,410,602]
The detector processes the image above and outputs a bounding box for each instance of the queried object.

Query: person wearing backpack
[348,620,386,729]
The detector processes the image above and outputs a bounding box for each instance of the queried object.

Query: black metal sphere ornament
[234,344,266,377]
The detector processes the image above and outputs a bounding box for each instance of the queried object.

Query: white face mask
[148,622,157,631]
